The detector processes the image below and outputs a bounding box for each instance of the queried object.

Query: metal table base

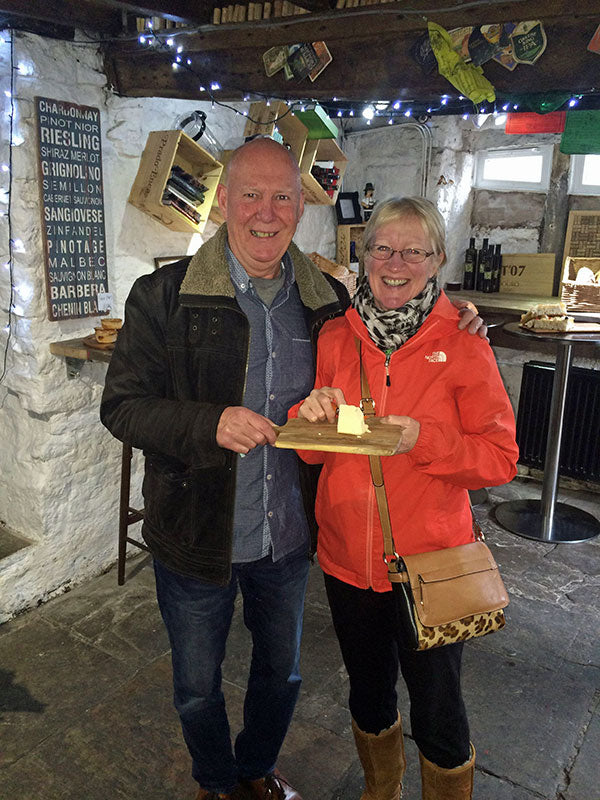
[494,499,600,543]
[495,323,600,544]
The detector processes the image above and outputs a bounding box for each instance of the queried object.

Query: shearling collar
[179,223,338,311]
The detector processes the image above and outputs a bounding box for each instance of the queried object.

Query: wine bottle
[475,237,489,291]
[462,237,476,291]
[492,244,502,292]
[349,240,359,273]
[482,244,494,293]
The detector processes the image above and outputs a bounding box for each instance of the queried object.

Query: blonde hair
[363,197,447,267]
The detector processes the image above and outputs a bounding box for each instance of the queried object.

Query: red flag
[505,111,566,134]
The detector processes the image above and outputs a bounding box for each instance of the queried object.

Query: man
[100,137,486,800]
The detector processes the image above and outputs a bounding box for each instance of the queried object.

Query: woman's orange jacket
[289,294,519,593]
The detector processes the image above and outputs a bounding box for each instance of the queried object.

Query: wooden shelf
[336,223,366,269]
[300,137,347,206]
[50,338,112,378]
[128,130,223,235]
[243,100,309,165]
[450,290,561,315]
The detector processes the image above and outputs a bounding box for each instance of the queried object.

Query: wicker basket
[560,257,600,313]
[306,251,357,297]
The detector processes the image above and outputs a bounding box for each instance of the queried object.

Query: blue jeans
[154,547,310,793]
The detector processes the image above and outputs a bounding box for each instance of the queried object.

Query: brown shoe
[196,788,236,799]
[241,769,303,800]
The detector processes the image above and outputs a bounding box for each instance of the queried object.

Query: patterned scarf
[351,274,440,351]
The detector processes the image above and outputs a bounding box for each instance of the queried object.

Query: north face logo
[425,351,447,362]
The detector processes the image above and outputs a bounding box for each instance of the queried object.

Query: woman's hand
[381,414,421,453]
[298,387,346,424]
[452,300,489,340]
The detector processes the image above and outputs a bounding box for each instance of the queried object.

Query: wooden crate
[128,130,223,234]
[562,210,600,262]
[209,149,234,226]
[300,138,348,206]
[243,100,308,165]
[560,256,600,312]
[499,253,555,295]
[336,223,366,270]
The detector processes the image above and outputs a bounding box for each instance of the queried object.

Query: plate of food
[519,302,600,333]
[83,317,123,350]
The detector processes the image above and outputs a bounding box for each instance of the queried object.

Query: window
[569,154,600,196]
[474,145,553,192]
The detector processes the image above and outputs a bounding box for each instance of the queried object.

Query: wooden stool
[118,442,148,585]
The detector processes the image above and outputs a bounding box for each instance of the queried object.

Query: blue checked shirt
[226,245,314,563]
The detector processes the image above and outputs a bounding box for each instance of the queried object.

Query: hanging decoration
[560,110,600,155]
[131,21,599,129]
[427,21,496,106]
[588,24,600,54]
[509,21,547,65]
[505,111,566,135]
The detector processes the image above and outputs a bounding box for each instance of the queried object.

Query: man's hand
[381,415,420,453]
[298,387,346,424]
[217,406,277,454]
[451,299,488,339]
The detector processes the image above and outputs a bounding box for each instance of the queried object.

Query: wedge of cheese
[337,404,370,436]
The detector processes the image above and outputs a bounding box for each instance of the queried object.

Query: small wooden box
[300,138,348,206]
[560,256,600,313]
[336,223,366,270]
[243,100,308,165]
[499,253,555,295]
[128,130,223,234]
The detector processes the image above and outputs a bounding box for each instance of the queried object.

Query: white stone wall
[0,31,338,622]
[339,116,475,285]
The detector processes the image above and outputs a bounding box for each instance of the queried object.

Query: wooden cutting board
[274,417,403,456]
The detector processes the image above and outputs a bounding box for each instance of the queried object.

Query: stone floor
[1,475,599,800]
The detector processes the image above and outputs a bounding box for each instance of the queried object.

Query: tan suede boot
[418,744,475,800]
[351,712,407,800]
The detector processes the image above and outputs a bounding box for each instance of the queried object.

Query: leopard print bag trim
[387,543,508,651]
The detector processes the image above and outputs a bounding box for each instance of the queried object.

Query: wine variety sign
[35,97,109,320]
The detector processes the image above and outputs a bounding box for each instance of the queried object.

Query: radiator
[516,361,600,483]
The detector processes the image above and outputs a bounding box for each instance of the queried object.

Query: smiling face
[217,139,305,278]
[365,217,444,311]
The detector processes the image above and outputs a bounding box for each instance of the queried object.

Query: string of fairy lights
[134,21,595,127]
[1,30,16,385]
[0,30,33,387]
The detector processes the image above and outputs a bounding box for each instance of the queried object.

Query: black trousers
[324,572,471,769]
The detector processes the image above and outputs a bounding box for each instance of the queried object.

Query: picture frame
[335,191,363,225]
[154,255,187,269]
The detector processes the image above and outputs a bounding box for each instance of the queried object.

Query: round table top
[503,321,600,345]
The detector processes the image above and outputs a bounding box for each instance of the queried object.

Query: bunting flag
[505,111,566,134]
[560,110,600,154]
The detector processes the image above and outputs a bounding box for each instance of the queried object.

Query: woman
[290,197,518,800]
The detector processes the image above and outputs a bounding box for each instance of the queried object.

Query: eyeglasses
[367,245,434,263]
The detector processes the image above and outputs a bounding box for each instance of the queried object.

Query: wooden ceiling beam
[105,18,600,103]
[0,0,123,34]
[89,0,207,24]
[106,0,600,53]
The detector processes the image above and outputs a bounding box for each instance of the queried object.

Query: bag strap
[356,338,407,583]
[355,337,482,586]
